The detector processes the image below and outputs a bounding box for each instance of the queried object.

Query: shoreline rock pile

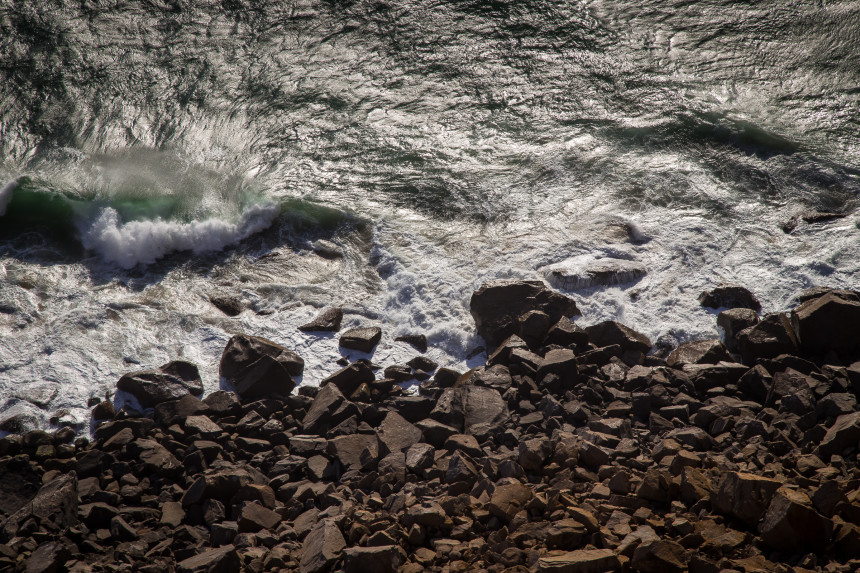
[1,281,860,572]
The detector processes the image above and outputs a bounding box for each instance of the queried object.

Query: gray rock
[299,307,343,332]
[339,327,382,353]
[117,361,203,408]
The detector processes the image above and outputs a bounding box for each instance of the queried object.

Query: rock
[181,468,253,506]
[469,280,580,350]
[339,327,382,353]
[154,394,210,426]
[91,399,116,420]
[237,503,282,533]
[377,411,422,455]
[203,390,241,415]
[636,469,671,503]
[818,412,860,459]
[299,307,343,332]
[699,284,761,312]
[23,541,71,573]
[759,486,833,551]
[791,292,860,354]
[415,419,459,448]
[127,438,181,473]
[488,481,533,521]
[300,518,346,573]
[328,434,379,470]
[518,437,552,471]
[210,295,243,316]
[160,501,185,527]
[430,385,508,436]
[220,334,303,399]
[396,334,428,353]
[518,309,552,347]
[712,472,783,526]
[584,321,651,353]
[343,545,402,573]
[543,256,647,290]
[736,313,798,364]
[717,308,759,351]
[116,361,204,408]
[666,339,732,367]
[319,362,375,397]
[546,316,589,347]
[405,443,436,474]
[631,540,688,573]
[184,415,223,438]
[176,545,240,573]
[0,472,77,542]
[302,384,359,435]
[536,548,621,572]
[110,515,138,541]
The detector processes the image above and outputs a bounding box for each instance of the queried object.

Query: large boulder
[537,549,621,573]
[698,284,761,312]
[717,308,759,352]
[339,327,382,353]
[818,412,860,459]
[791,292,860,354]
[300,519,346,573]
[319,361,375,397]
[302,384,359,436]
[0,472,78,542]
[220,334,303,400]
[736,313,798,364]
[759,486,833,552]
[116,360,203,408]
[430,384,508,436]
[585,321,651,353]
[712,472,783,526]
[666,339,732,367]
[299,307,343,332]
[470,280,580,350]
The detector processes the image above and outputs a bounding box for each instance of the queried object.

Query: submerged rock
[543,256,647,290]
[299,307,343,332]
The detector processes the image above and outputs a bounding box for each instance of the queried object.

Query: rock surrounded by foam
[542,256,647,290]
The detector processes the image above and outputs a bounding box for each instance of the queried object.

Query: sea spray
[80,202,281,268]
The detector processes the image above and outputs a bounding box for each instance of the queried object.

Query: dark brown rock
[0,472,77,542]
[319,362,375,397]
[791,291,860,354]
[759,486,833,551]
[584,321,651,353]
[699,284,761,312]
[237,503,282,533]
[430,384,507,436]
[818,411,860,459]
[339,327,382,353]
[712,472,783,526]
[328,434,378,470]
[536,549,620,572]
[300,518,346,573]
[631,540,688,573]
[377,411,422,455]
[210,295,243,316]
[220,334,303,399]
[488,480,533,521]
[117,361,204,408]
[736,313,798,364]
[343,545,402,573]
[469,280,580,350]
[176,545,240,573]
[717,308,759,352]
[396,334,428,353]
[299,307,343,332]
[23,541,71,573]
[302,384,359,435]
[666,339,732,367]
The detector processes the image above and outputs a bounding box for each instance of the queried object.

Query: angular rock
[377,411,422,456]
[584,321,651,353]
[319,362,375,398]
[469,280,580,350]
[699,284,761,312]
[237,503,282,533]
[631,540,688,573]
[818,411,860,459]
[116,361,204,408]
[300,518,347,573]
[546,316,589,348]
[23,541,71,573]
[328,434,379,470]
[717,308,759,352]
[220,334,303,399]
[176,545,240,573]
[666,339,732,367]
[210,295,243,317]
[537,549,621,573]
[405,443,436,474]
[299,307,343,332]
[339,327,382,353]
[736,313,798,364]
[0,472,77,541]
[155,394,210,426]
[181,468,253,506]
[759,486,833,551]
[488,481,533,521]
[343,545,402,573]
[791,291,860,353]
[430,385,507,436]
[395,334,428,353]
[127,439,180,473]
[302,384,359,436]
[712,472,783,526]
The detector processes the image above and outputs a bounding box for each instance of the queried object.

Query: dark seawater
[0,0,858,431]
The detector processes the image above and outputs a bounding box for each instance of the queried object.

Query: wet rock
[300,518,346,573]
[712,472,783,526]
[536,548,621,572]
[518,309,551,347]
[91,400,116,421]
[210,295,243,317]
[759,486,833,551]
[666,339,732,367]
[299,307,343,332]
[396,334,428,353]
[699,284,761,312]
[469,280,580,350]
[736,313,798,364]
[117,361,204,407]
[220,334,303,399]
[791,291,860,354]
[339,327,382,353]
[717,308,759,352]
[544,257,647,290]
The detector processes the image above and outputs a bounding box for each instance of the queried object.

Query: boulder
[302,384,359,436]
[717,308,759,351]
[791,292,860,354]
[759,486,833,551]
[237,503,282,533]
[328,434,379,470]
[712,472,783,526]
[631,540,688,573]
[339,327,382,353]
[469,280,580,350]
[584,321,651,353]
[116,360,203,408]
[0,472,77,542]
[299,307,343,332]
[666,339,732,367]
[430,385,508,436]
[536,549,621,573]
[210,295,243,317]
[543,257,647,290]
[818,411,860,459]
[343,545,402,573]
[127,439,181,473]
[376,411,422,456]
[488,481,533,521]
[155,394,210,426]
[181,468,253,506]
[319,362,375,397]
[736,313,798,364]
[23,542,71,573]
[698,284,761,312]
[395,334,428,352]
[177,545,240,573]
[546,316,589,348]
[300,518,346,573]
[220,334,303,399]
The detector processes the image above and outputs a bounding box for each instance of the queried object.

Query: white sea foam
[81,202,280,268]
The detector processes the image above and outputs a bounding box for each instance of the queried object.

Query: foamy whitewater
[0,1,858,432]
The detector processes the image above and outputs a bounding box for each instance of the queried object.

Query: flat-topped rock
[339,327,382,353]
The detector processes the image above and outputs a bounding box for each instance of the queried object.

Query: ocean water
[1,0,858,431]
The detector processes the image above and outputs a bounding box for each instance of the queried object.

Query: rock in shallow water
[116,360,203,408]
[220,334,303,399]
[339,327,382,353]
[299,307,343,332]
[543,257,647,290]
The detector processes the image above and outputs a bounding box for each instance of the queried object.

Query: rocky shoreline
[1,280,860,572]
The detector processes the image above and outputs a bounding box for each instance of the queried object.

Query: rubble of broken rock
[1,280,860,573]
